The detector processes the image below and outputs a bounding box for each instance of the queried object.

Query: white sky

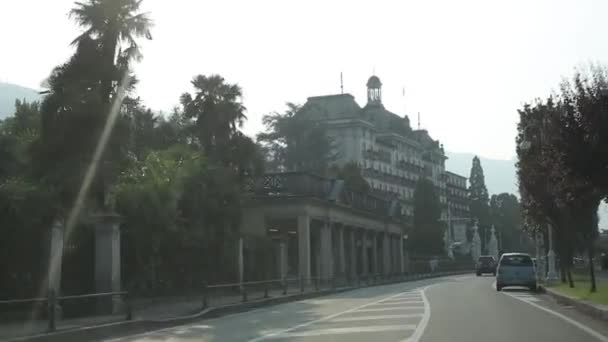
[2,0,607,160]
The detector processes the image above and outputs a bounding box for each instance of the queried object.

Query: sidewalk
[0,282,326,341]
[542,269,608,322]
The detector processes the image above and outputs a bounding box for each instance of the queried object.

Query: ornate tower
[366,75,382,105]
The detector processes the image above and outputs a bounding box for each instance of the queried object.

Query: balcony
[244,172,408,223]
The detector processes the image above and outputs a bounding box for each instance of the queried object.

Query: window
[500,255,533,267]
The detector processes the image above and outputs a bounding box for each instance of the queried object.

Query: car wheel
[529,284,537,292]
[496,283,502,291]
[476,272,481,276]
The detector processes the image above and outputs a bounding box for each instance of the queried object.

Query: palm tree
[180,75,247,159]
[70,0,153,101]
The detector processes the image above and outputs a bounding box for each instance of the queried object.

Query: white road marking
[501,288,608,342]
[401,286,432,342]
[247,289,419,342]
[382,294,420,300]
[372,300,423,305]
[264,324,417,338]
[330,314,423,322]
[356,307,424,312]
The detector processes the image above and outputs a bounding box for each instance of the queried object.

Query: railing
[0,266,472,339]
[0,290,131,333]
[200,267,473,310]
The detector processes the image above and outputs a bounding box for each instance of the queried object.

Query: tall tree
[489,193,522,252]
[411,178,444,255]
[468,156,490,250]
[64,0,153,210]
[257,102,338,174]
[70,0,152,102]
[180,75,247,161]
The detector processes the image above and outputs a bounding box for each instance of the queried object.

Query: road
[106,275,608,342]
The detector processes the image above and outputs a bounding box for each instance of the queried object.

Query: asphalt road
[106,275,608,342]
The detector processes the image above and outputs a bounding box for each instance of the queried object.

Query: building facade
[297,75,470,242]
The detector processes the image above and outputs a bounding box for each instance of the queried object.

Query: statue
[471,221,481,262]
[488,225,499,261]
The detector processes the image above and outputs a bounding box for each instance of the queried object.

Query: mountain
[445,151,518,196]
[0,82,41,119]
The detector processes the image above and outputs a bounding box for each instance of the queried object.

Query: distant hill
[445,151,518,196]
[0,82,41,119]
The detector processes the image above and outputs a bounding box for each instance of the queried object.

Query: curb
[540,285,608,322]
[7,271,471,342]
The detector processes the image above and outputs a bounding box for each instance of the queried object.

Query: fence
[0,266,472,338]
[0,290,130,333]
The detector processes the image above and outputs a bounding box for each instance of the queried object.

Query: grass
[548,271,608,305]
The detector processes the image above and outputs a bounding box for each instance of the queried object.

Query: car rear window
[500,255,533,266]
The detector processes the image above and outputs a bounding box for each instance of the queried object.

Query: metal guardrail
[0,290,131,332]
[200,269,473,310]
[0,268,472,337]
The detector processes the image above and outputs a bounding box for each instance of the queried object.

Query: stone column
[337,226,346,276]
[399,234,405,274]
[349,227,357,278]
[94,213,122,314]
[48,219,64,318]
[371,232,378,275]
[392,235,398,274]
[383,232,390,275]
[361,229,369,276]
[298,215,311,283]
[280,239,288,280]
[320,221,333,281]
[238,237,244,286]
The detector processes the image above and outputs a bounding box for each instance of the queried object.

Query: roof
[367,75,382,88]
[445,171,467,179]
[361,104,412,137]
[300,94,362,120]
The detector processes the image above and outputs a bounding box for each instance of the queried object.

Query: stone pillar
[361,229,369,276]
[337,226,346,276]
[349,228,357,278]
[383,232,390,275]
[399,234,405,274]
[238,237,244,286]
[48,220,64,318]
[320,221,333,281]
[392,236,399,274]
[94,213,122,314]
[371,232,378,275]
[280,239,288,280]
[298,215,311,283]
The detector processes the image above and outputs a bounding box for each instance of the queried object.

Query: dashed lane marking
[355,307,424,312]
[330,314,423,323]
[263,324,417,339]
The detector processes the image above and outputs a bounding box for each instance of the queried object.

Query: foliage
[257,102,338,174]
[468,156,490,248]
[329,162,370,193]
[489,193,522,252]
[516,65,608,292]
[411,178,444,255]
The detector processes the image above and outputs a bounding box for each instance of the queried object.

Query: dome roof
[367,75,382,88]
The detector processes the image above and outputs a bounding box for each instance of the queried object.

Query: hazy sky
[2,0,607,160]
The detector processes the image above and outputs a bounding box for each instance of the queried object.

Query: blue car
[496,253,537,292]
